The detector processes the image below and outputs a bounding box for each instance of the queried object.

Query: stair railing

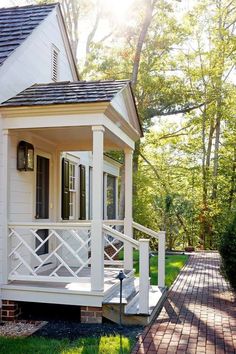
[102,224,150,314]
[132,222,166,288]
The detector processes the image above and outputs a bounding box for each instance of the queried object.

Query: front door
[35,155,50,269]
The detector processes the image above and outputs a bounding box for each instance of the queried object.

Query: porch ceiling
[24,126,127,151]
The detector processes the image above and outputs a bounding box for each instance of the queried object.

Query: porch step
[103,269,136,303]
[102,279,167,326]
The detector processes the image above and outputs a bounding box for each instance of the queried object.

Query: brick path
[133,253,236,354]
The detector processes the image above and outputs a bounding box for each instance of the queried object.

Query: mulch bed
[33,321,143,341]
[0,320,143,341]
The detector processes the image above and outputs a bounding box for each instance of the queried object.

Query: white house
[0,3,166,325]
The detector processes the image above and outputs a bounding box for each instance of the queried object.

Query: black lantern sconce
[17,141,34,171]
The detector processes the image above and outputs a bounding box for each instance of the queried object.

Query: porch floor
[6,267,132,293]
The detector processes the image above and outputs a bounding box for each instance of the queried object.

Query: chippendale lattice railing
[103,220,124,266]
[8,222,91,282]
[103,220,124,265]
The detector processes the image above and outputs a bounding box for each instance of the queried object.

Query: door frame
[32,150,55,271]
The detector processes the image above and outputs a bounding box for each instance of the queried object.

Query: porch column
[91,126,105,292]
[2,130,10,284]
[124,148,133,270]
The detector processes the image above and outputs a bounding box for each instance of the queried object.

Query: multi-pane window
[107,174,116,219]
[69,163,76,219]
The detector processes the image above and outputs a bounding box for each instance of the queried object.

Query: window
[79,165,86,220]
[36,156,49,219]
[61,158,70,220]
[35,155,49,255]
[51,45,59,82]
[89,167,93,219]
[107,175,117,219]
[69,163,76,219]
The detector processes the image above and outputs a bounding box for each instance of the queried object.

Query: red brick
[132,253,236,354]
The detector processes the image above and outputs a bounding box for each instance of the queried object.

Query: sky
[0,0,196,12]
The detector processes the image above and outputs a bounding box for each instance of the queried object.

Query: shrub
[219,216,236,291]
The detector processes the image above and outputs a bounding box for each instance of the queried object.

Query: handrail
[8,222,92,229]
[132,221,164,239]
[102,220,124,226]
[133,221,166,288]
[102,224,139,249]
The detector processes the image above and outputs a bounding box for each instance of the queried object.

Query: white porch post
[91,125,105,292]
[158,231,166,287]
[124,148,133,270]
[2,129,10,284]
[139,239,150,313]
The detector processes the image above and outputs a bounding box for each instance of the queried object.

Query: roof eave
[0,101,109,117]
[128,82,143,137]
[56,4,79,81]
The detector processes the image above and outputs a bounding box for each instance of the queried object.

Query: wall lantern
[17,141,34,171]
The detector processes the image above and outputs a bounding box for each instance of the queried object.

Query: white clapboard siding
[0,8,74,103]
[0,119,4,282]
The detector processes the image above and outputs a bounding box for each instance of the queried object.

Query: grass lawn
[131,251,189,288]
[0,335,134,354]
[0,253,188,353]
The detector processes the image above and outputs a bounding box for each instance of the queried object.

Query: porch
[0,80,166,323]
[3,220,166,322]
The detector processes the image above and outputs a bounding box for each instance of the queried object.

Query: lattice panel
[103,230,124,262]
[8,227,91,281]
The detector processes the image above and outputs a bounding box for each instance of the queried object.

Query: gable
[111,85,143,136]
[0,4,56,66]
[0,5,78,103]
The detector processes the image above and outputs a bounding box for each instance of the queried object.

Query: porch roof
[1,80,130,107]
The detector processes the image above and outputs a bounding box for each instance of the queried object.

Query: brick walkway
[133,253,236,354]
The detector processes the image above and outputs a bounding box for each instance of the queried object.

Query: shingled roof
[0,3,56,66]
[1,80,130,107]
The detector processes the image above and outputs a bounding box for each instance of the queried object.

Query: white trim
[124,148,133,269]
[2,129,10,284]
[139,239,150,314]
[9,222,92,228]
[91,126,104,291]
[55,6,78,81]
[2,286,104,307]
[103,173,108,220]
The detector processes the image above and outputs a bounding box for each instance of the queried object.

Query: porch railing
[102,223,150,314]
[132,221,166,288]
[7,220,165,315]
[8,222,92,283]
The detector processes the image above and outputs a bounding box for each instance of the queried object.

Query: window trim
[69,162,76,220]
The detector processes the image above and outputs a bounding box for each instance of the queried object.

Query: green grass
[0,335,134,354]
[125,251,188,288]
[0,254,188,353]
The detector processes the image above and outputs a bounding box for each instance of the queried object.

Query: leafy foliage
[219,215,236,290]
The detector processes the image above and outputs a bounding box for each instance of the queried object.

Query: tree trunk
[131,0,156,88]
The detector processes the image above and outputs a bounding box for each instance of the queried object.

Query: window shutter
[80,165,86,220]
[51,46,59,82]
[61,158,70,220]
